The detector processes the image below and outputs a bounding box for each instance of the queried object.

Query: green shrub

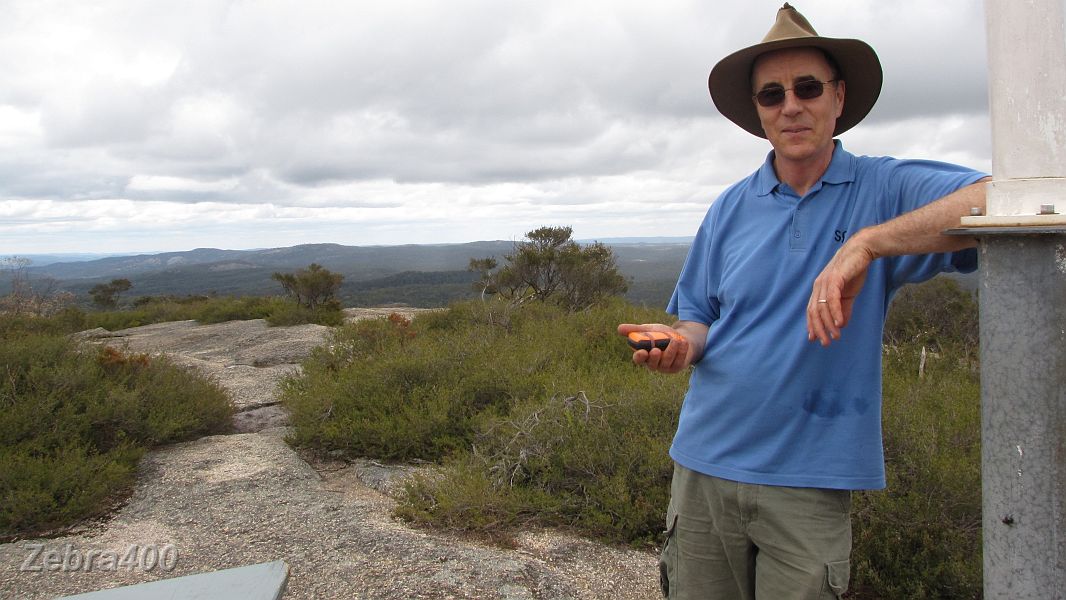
[283,298,685,544]
[89,278,132,309]
[398,377,678,545]
[1,443,143,537]
[272,263,344,310]
[884,277,978,354]
[264,300,344,327]
[77,295,337,332]
[84,300,194,331]
[0,317,233,537]
[52,306,90,332]
[81,296,234,330]
[0,311,70,337]
[194,296,282,324]
[850,342,981,599]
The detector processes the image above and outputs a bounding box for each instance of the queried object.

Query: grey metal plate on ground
[55,560,288,600]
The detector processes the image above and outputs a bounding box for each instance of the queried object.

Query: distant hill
[6,253,132,267]
[6,239,978,311]
[579,236,695,245]
[24,242,517,281]
[12,239,692,309]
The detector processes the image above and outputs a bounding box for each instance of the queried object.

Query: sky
[0,0,992,255]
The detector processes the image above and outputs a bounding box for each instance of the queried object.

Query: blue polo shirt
[667,142,984,490]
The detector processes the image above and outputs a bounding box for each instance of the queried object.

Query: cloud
[0,0,996,253]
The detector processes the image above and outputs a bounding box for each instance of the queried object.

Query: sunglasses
[753,79,838,107]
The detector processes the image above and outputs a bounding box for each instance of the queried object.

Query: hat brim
[709,37,882,138]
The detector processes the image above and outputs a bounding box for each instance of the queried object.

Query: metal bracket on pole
[946,226,1066,236]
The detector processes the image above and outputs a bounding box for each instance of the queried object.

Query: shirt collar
[753,140,856,197]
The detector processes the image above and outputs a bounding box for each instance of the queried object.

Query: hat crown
[762,3,818,43]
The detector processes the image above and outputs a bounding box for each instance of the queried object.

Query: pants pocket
[825,559,850,598]
[659,501,679,598]
[835,489,852,515]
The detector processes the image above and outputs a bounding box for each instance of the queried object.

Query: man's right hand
[617,322,704,374]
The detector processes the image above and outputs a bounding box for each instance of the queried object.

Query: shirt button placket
[790,204,806,251]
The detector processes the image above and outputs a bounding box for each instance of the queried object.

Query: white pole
[964,0,1066,225]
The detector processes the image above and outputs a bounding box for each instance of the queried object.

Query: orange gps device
[627,331,683,352]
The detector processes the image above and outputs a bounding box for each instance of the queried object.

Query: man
[618,4,987,599]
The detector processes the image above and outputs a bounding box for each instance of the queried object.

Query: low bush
[850,343,981,598]
[884,276,978,355]
[0,316,233,538]
[82,297,200,330]
[75,295,339,332]
[265,300,344,327]
[282,299,685,543]
[398,379,679,545]
[189,296,284,324]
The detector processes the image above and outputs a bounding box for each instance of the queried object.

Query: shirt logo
[833,229,848,243]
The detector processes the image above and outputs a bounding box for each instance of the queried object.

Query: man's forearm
[806,177,989,346]
[856,178,989,259]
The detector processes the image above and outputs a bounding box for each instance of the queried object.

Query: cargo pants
[659,463,852,599]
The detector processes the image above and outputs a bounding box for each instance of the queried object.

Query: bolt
[1002,514,1015,526]
[1040,204,1057,215]
[970,207,983,216]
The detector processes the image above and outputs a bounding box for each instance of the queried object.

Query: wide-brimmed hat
[709,3,882,138]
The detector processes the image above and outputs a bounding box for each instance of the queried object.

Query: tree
[272,263,344,310]
[0,256,31,315]
[470,226,628,311]
[89,279,132,309]
[467,257,498,301]
[0,257,75,316]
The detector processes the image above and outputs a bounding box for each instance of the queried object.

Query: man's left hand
[807,232,876,346]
